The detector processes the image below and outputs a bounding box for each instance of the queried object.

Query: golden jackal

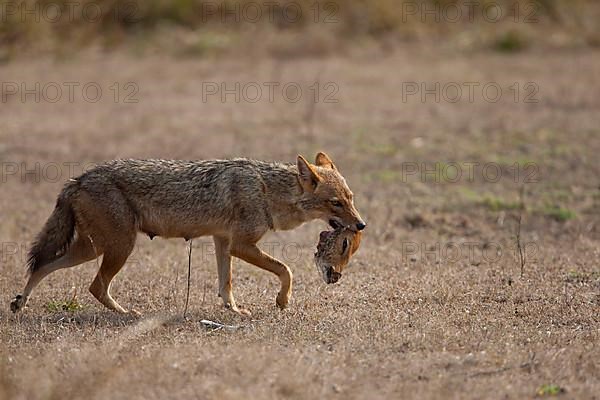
[10,152,365,316]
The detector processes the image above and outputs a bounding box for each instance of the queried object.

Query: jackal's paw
[276,292,290,310]
[10,295,25,313]
[225,303,252,317]
[235,307,252,317]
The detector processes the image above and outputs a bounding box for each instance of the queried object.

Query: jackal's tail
[27,180,78,274]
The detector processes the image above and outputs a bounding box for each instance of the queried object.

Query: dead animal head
[314,227,362,284]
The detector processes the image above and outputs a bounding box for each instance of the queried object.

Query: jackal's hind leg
[10,235,99,313]
[89,242,138,315]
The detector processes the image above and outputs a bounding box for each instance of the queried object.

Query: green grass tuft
[481,195,522,212]
[46,297,85,313]
[542,206,576,222]
[536,383,565,396]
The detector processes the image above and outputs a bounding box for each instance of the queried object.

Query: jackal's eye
[330,199,343,208]
[341,238,349,254]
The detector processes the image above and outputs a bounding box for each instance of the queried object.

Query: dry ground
[1,45,599,399]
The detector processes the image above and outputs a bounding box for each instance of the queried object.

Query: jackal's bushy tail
[27,181,78,274]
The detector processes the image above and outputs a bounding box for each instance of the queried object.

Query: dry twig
[516,186,526,277]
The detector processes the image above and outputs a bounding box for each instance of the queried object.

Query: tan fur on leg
[231,242,293,309]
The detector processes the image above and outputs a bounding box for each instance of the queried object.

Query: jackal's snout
[339,205,366,232]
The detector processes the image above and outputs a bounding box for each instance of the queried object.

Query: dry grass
[1,44,600,399]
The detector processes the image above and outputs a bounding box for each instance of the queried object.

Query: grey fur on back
[76,159,303,241]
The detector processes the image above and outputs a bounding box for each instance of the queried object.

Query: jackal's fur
[11,153,365,316]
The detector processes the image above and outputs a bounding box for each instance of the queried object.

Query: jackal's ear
[315,152,337,170]
[297,155,321,191]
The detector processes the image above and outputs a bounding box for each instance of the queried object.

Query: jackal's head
[314,228,362,284]
[297,152,366,232]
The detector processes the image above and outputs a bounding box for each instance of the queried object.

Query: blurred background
[2,0,600,57]
[1,1,600,399]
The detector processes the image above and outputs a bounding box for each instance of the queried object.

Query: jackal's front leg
[213,236,250,316]
[230,242,293,309]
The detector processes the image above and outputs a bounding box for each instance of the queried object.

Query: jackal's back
[76,159,298,239]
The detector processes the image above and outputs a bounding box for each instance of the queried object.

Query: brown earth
[0,45,599,399]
